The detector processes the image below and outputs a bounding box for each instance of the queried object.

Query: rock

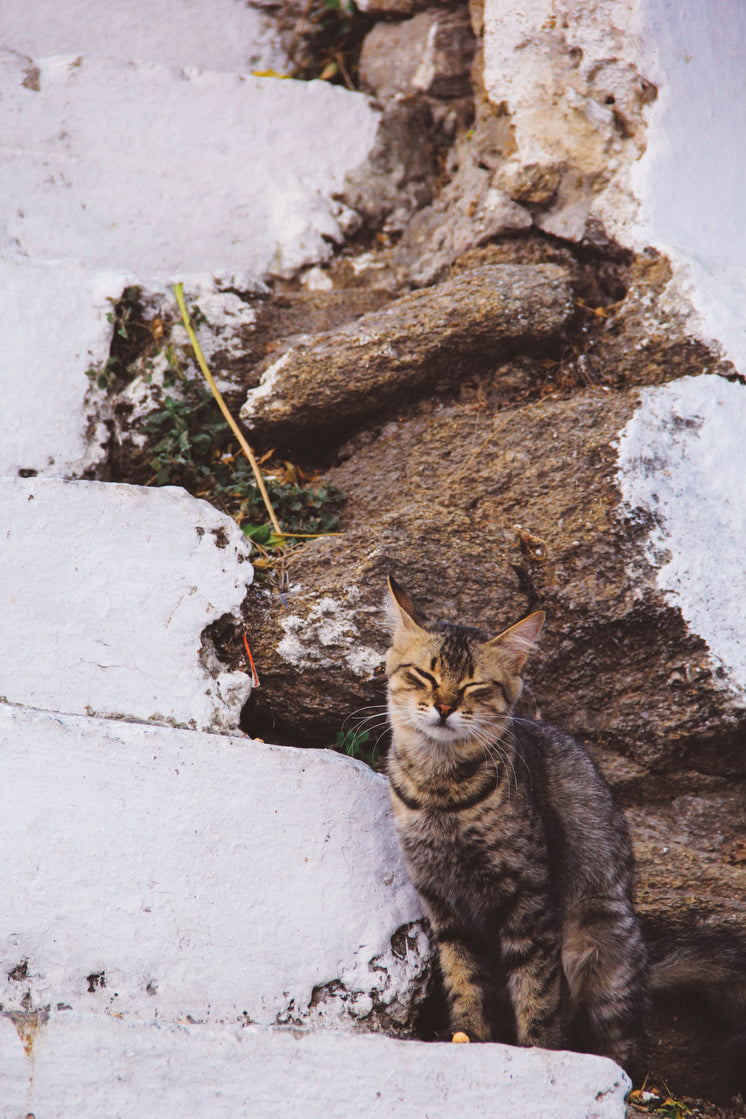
[0,1011,630,1119]
[481,1,655,244]
[239,264,574,447]
[359,9,475,100]
[243,385,746,774]
[0,705,427,1032]
[0,479,253,732]
[391,161,533,284]
[341,99,449,235]
[0,49,379,283]
[355,0,432,12]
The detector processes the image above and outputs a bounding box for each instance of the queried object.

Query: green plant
[86,357,121,391]
[88,286,151,391]
[140,374,345,557]
[336,727,378,767]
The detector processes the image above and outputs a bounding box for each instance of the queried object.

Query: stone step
[0,478,253,731]
[1,256,126,478]
[0,48,378,284]
[0,0,283,73]
[0,704,425,1033]
[0,1011,630,1119]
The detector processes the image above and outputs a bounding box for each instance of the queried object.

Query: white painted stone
[277,592,383,680]
[626,0,746,372]
[482,0,644,241]
[0,49,379,284]
[483,0,746,373]
[0,1016,630,1119]
[0,0,285,74]
[0,256,125,477]
[617,374,746,697]
[0,1012,631,1119]
[0,706,426,1031]
[0,479,253,730]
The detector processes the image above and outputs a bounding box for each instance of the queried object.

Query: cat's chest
[398,798,532,883]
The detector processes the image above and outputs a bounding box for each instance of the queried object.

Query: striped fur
[385,576,647,1065]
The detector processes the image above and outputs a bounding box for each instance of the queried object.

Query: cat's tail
[648,927,746,1009]
[648,927,746,1090]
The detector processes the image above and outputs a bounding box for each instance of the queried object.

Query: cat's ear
[386,575,426,635]
[486,611,545,675]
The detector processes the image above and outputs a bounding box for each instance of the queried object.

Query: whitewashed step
[0,0,284,74]
[0,705,426,1032]
[1,256,126,477]
[0,49,379,283]
[0,479,253,731]
[0,1012,630,1119]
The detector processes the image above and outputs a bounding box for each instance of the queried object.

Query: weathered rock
[341,99,450,236]
[0,705,427,1033]
[0,1012,630,1119]
[481,1,657,244]
[243,385,746,774]
[388,119,534,284]
[0,479,253,732]
[359,9,475,100]
[392,168,533,285]
[239,264,574,447]
[355,0,433,12]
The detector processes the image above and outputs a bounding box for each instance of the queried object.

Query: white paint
[0,479,253,730]
[0,256,125,477]
[626,0,746,371]
[0,706,425,1028]
[482,0,746,372]
[0,0,284,74]
[617,375,746,695]
[241,350,294,417]
[0,1012,630,1119]
[482,0,641,240]
[278,595,383,679]
[0,50,379,284]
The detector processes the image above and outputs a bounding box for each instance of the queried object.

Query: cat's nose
[435,701,454,721]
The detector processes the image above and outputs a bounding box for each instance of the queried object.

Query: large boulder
[243,383,746,776]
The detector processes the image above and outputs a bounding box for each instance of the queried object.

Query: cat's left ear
[386,575,426,635]
[486,611,545,675]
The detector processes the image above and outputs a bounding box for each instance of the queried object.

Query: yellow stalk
[173,283,282,535]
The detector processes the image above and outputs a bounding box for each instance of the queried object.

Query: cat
[384,574,646,1069]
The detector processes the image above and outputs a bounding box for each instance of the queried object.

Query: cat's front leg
[435,934,492,1041]
[505,942,566,1049]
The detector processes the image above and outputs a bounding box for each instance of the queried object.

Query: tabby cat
[384,575,648,1066]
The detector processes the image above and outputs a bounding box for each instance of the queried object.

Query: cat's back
[513,719,635,900]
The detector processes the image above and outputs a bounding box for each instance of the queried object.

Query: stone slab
[0,0,284,73]
[0,479,253,731]
[0,1012,631,1119]
[0,256,125,477]
[0,706,425,1030]
[0,49,379,283]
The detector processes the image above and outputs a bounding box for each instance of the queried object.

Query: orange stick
[243,632,260,687]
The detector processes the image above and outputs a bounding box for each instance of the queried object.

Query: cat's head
[385,575,544,747]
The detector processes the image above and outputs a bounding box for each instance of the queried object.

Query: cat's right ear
[386,575,425,635]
